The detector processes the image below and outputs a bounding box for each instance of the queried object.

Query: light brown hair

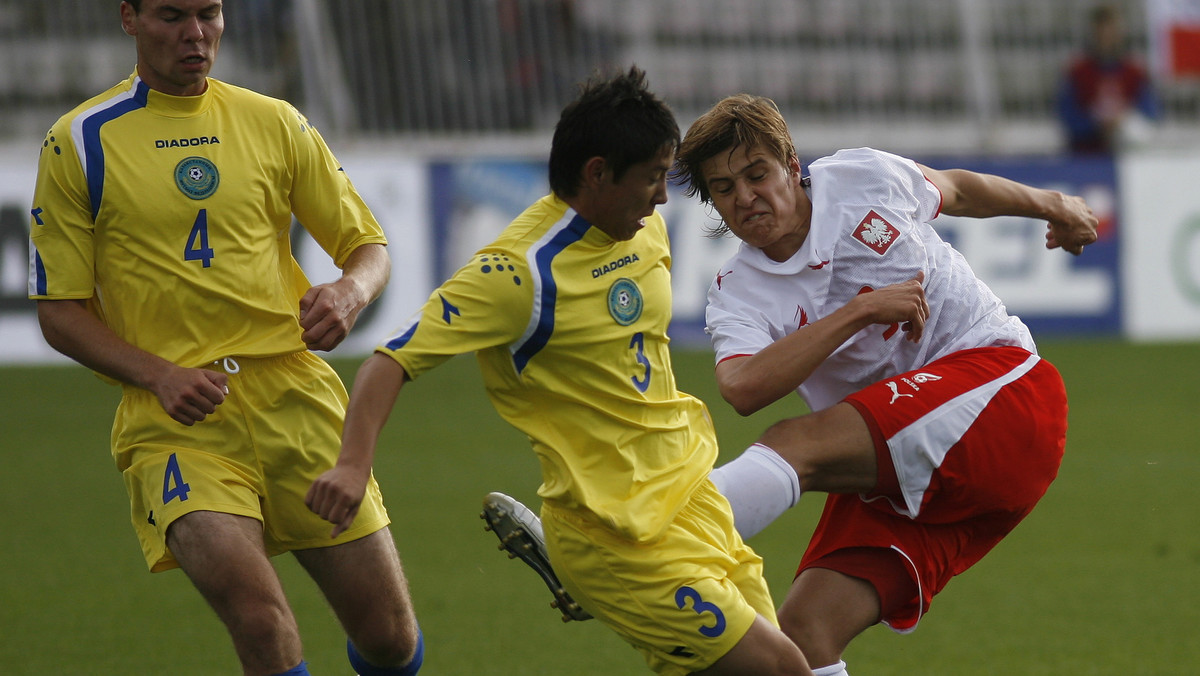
[673,94,797,207]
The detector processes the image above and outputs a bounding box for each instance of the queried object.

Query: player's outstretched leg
[480,492,593,622]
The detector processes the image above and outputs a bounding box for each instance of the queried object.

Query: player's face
[121,0,224,97]
[701,144,810,261]
[589,144,674,242]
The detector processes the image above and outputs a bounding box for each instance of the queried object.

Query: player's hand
[855,271,929,343]
[152,365,228,426]
[306,463,370,538]
[1045,193,1099,256]
[299,280,367,352]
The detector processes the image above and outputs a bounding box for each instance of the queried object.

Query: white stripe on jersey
[69,76,144,180]
[886,352,1040,518]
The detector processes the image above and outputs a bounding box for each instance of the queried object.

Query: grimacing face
[121,0,224,96]
[589,144,674,242]
[700,144,810,261]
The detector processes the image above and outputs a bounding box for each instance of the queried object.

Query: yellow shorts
[543,480,776,675]
[113,351,390,572]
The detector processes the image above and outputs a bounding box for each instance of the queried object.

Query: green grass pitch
[2,339,1198,674]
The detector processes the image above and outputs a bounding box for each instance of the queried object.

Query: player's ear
[788,154,802,181]
[581,156,608,189]
[120,2,137,35]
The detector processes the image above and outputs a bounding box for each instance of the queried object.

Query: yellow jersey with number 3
[28,73,386,367]
[378,194,718,544]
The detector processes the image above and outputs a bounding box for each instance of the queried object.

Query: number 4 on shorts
[162,452,192,504]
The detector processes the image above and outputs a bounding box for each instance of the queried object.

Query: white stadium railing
[1,0,1197,155]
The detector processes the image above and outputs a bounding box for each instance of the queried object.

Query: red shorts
[798,346,1067,632]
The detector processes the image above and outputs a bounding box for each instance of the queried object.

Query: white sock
[709,443,801,539]
[812,660,849,676]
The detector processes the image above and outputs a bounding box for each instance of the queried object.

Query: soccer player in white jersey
[306,68,815,675]
[669,94,1099,675]
[28,2,421,674]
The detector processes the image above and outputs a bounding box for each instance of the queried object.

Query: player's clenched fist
[306,464,369,538]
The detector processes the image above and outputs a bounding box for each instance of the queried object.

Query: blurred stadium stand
[2,0,1197,156]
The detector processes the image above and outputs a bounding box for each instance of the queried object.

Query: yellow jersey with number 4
[28,73,385,367]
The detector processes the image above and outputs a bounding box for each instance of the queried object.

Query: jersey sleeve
[285,105,386,267]
[376,248,534,379]
[705,273,775,365]
[816,148,943,225]
[812,148,934,320]
[28,120,95,299]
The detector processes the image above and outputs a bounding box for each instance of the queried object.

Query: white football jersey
[705,147,1035,411]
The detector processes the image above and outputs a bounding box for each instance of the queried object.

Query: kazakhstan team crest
[607,277,643,326]
[175,156,219,200]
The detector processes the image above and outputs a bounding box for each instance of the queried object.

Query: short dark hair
[548,66,679,199]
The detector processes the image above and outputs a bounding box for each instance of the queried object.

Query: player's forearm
[718,305,869,415]
[339,243,391,310]
[37,299,178,390]
[337,352,408,471]
[929,168,1063,221]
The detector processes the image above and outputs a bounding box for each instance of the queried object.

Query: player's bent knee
[348,623,424,675]
[756,406,876,493]
[349,619,421,668]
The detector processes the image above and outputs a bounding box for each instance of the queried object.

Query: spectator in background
[1059,3,1159,154]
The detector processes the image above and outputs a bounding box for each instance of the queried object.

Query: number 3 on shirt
[629,332,651,393]
[184,209,215,268]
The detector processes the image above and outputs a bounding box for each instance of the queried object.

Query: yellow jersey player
[29,2,421,675]
[305,68,816,675]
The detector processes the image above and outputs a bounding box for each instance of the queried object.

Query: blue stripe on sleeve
[33,248,47,296]
[384,321,419,351]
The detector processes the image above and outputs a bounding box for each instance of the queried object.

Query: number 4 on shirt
[184,209,215,268]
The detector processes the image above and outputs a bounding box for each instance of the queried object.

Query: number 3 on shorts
[675,585,727,638]
[162,452,192,504]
